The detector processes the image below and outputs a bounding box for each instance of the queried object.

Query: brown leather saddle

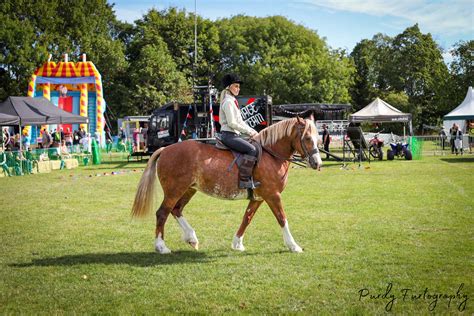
[215,137,263,168]
[215,136,263,200]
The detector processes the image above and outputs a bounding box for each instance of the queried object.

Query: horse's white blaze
[311,135,323,168]
[231,235,245,251]
[282,221,303,253]
[176,216,199,247]
[155,233,171,254]
[314,152,323,167]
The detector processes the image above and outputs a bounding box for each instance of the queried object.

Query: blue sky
[110,0,473,59]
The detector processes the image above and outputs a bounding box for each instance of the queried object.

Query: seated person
[116,138,126,152]
[80,133,91,153]
[0,147,11,177]
[60,140,71,158]
[13,150,28,175]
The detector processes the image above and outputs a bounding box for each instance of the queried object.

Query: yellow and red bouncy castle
[27,54,106,145]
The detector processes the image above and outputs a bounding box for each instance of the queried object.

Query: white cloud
[113,7,143,23]
[297,0,473,36]
[442,51,454,64]
[111,1,163,23]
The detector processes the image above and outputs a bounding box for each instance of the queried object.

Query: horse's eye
[305,136,312,141]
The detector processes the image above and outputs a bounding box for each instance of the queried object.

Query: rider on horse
[219,73,260,189]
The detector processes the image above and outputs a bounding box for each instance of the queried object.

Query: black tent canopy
[0,112,20,125]
[0,96,88,125]
[273,103,352,121]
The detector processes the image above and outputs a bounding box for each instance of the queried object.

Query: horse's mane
[256,118,315,147]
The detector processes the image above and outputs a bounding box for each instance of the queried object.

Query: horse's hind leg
[232,200,263,251]
[155,198,177,254]
[171,189,199,250]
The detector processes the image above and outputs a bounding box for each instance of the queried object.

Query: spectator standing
[73,129,81,152]
[449,123,456,154]
[439,127,447,151]
[65,128,73,148]
[22,132,31,151]
[322,123,331,159]
[42,129,51,149]
[454,124,463,155]
[105,127,113,153]
[141,124,148,149]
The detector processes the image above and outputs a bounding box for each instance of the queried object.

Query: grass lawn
[1,154,473,314]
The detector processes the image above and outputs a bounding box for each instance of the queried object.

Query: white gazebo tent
[443,86,474,133]
[349,97,413,135]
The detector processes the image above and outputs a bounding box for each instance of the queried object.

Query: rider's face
[229,83,240,96]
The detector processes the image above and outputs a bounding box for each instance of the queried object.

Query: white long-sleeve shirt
[219,94,257,136]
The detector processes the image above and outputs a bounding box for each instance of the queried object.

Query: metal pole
[19,124,23,175]
[194,0,197,66]
[192,0,198,138]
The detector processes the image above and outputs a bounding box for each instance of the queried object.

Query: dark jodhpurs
[220,131,257,157]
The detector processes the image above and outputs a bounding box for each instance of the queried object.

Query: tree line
[1,0,472,130]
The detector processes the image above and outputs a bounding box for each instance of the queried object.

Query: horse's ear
[296,115,305,125]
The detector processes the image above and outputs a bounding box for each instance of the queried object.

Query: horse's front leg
[232,200,263,251]
[266,194,303,253]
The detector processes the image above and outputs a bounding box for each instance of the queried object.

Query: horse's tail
[131,147,165,218]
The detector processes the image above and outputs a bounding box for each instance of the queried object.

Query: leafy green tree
[383,91,410,113]
[129,40,190,114]
[389,24,449,128]
[215,15,354,105]
[0,0,53,99]
[448,40,474,106]
[350,34,392,109]
[351,25,450,129]
[0,0,126,119]
[133,8,220,87]
[350,39,378,109]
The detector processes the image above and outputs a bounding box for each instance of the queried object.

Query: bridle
[295,123,319,169]
[262,121,319,168]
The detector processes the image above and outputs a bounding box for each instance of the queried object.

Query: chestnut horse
[131,117,322,254]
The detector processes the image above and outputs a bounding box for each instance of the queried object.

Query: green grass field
[1,155,473,314]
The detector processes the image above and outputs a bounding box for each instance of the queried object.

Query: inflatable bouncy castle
[27,54,106,144]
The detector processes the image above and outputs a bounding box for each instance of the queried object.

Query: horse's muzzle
[307,149,322,170]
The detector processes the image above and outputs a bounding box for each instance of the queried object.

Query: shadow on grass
[440,157,474,163]
[10,250,220,267]
[10,249,284,268]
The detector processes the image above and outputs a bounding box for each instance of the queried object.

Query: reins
[261,145,298,162]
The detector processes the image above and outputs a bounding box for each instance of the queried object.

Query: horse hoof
[231,235,245,251]
[182,230,199,250]
[155,241,171,254]
[155,246,171,254]
[290,245,303,253]
[232,244,245,251]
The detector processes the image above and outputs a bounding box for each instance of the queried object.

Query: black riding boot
[239,155,260,189]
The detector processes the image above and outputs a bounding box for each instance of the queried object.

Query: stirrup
[239,178,260,189]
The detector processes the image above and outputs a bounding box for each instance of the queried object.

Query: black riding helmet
[222,73,243,88]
